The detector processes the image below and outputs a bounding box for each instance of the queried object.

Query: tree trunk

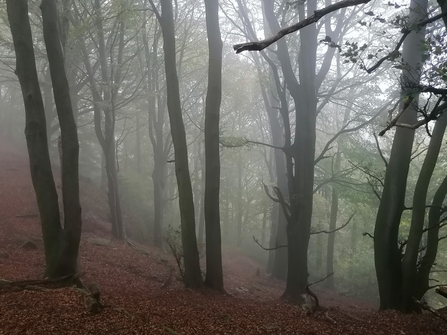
[159,0,202,288]
[415,172,447,299]
[8,0,82,279]
[374,0,427,310]
[236,155,243,246]
[267,0,318,302]
[197,151,206,249]
[41,0,82,276]
[402,112,447,311]
[325,187,338,289]
[136,116,142,174]
[203,0,224,292]
[325,104,351,289]
[7,0,63,278]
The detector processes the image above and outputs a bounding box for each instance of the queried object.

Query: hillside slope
[0,138,444,335]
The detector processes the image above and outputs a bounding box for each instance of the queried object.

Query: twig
[373,133,388,167]
[252,236,288,251]
[362,232,374,239]
[366,12,447,73]
[308,272,334,288]
[311,213,355,235]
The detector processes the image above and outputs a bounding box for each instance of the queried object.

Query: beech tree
[7,0,82,279]
[153,0,203,288]
[203,0,224,291]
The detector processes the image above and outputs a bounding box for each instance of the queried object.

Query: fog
[1,0,446,322]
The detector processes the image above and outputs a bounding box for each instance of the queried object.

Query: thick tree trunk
[415,172,447,298]
[159,0,202,288]
[402,112,447,311]
[203,0,224,292]
[374,0,427,310]
[7,0,63,278]
[41,0,82,276]
[8,0,82,279]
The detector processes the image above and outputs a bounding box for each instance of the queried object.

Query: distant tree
[7,0,82,279]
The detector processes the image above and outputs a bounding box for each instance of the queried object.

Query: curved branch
[233,0,371,53]
[311,212,355,234]
[252,236,288,251]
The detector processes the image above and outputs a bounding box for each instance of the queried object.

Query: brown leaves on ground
[0,139,445,335]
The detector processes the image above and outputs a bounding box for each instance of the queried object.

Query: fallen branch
[0,272,81,290]
[413,297,447,323]
[436,286,447,300]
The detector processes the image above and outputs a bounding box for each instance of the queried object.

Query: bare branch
[373,133,388,167]
[413,298,447,323]
[252,236,288,251]
[363,232,374,239]
[233,0,371,53]
[308,272,334,287]
[315,102,390,165]
[311,213,355,235]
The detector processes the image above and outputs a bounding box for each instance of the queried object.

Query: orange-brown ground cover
[0,138,445,334]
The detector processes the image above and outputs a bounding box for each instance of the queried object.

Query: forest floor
[0,138,446,335]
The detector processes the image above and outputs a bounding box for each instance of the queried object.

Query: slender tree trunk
[236,155,243,246]
[203,0,224,291]
[261,205,268,246]
[326,104,351,289]
[136,116,142,174]
[159,0,202,288]
[198,151,206,248]
[325,187,338,289]
[267,202,278,273]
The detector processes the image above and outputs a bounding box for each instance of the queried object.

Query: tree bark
[7,0,62,278]
[203,0,224,292]
[159,0,203,288]
[415,172,447,299]
[41,0,82,276]
[7,0,82,279]
[374,0,427,310]
[402,112,447,311]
